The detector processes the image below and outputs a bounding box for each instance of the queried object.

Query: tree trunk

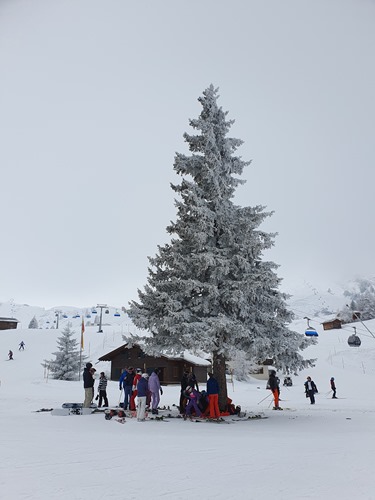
[212,350,228,411]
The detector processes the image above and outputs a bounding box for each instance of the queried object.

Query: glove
[160,388,163,395]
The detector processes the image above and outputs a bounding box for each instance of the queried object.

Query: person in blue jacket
[206,372,220,418]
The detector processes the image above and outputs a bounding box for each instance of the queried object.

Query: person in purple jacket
[184,386,202,418]
[137,373,149,422]
[148,368,163,415]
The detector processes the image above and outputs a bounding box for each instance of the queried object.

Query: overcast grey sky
[1,0,374,309]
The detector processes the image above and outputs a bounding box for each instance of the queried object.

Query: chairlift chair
[304,316,318,337]
[347,334,361,347]
[114,311,120,317]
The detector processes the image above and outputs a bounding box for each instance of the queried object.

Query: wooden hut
[0,317,19,330]
[322,318,342,331]
[98,343,210,384]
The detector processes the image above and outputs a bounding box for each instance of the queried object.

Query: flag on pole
[80,316,85,349]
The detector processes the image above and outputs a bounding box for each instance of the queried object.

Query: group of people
[267,370,338,409]
[82,363,238,421]
[83,362,109,408]
[118,366,163,416]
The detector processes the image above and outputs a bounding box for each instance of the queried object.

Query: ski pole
[257,392,272,405]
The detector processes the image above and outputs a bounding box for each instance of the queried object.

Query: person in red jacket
[130,368,142,411]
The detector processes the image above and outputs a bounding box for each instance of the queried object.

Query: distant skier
[8,350,13,360]
[304,376,318,404]
[19,341,25,351]
[330,377,337,399]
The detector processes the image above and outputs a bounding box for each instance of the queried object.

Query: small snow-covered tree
[48,324,82,380]
[128,85,314,409]
[28,316,38,329]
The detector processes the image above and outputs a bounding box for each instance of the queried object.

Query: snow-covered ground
[1,308,375,500]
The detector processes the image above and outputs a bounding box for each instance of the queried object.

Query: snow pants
[272,389,279,408]
[98,390,108,407]
[208,394,220,418]
[185,399,202,417]
[83,388,93,408]
[151,391,160,410]
[307,390,315,404]
[130,390,137,411]
[123,386,132,410]
[137,396,147,420]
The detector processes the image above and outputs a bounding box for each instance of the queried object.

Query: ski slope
[1,305,375,500]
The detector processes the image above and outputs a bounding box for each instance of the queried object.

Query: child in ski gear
[19,341,25,351]
[149,368,163,414]
[137,373,149,421]
[267,370,281,410]
[184,387,202,418]
[207,372,220,418]
[330,377,337,398]
[304,376,318,404]
[8,350,13,360]
[130,368,142,411]
[98,372,109,407]
[83,362,95,408]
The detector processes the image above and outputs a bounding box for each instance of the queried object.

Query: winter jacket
[132,373,142,391]
[123,371,135,387]
[148,372,161,393]
[267,373,279,392]
[83,368,94,389]
[207,376,219,395]
[119,370,128,389]
[330,380,336,390]
[137,377,149,398]
[98,376,108,392]
[304,380,318,393]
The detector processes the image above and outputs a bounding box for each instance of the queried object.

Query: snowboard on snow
[51,402,98,416]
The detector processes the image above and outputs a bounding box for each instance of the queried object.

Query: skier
[83,362,95,408]
[136,373,149,422]
[8,350,13,360]
[206,372,220,418]
[304,376,318,404]
[330,377,337,399]
[118,367,128,407]
[130,368,142,411]
[18,341,25,351]
[97,372,109,408]
[149,368,163,414]
[267,370,282,410]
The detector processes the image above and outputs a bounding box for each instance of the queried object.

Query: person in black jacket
[123,367,135,410]
[179,370,190,414]
[83,362,94,408]
[330,377,337,399]
[304,376,318,404]
[267,370,282,410]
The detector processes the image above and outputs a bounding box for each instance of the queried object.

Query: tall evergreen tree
[48,324,82,380]
[129,85,314,409]
[28,315,38,329]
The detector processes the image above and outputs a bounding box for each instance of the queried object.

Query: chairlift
[86,314,91,318]
[62,314,68,318]
[73,314,80,319]
[304,317,318,337]
[347,334,361,347]
[348,327,361,347]
[92,309,97,314]
[105,309,109,314]
[114,311,120,317]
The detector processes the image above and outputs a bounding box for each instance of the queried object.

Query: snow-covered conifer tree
[28,316,38,329]
[128,85,314,409]
[48,324,82,380]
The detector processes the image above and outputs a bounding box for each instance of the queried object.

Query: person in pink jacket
[148,369,163,415]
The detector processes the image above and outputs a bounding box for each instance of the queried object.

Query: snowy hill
[2,296,375,499]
